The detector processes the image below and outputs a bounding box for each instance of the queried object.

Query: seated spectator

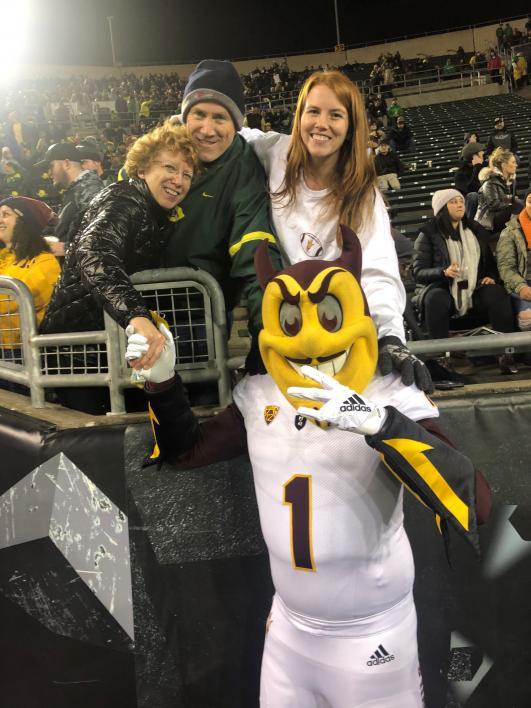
[39,121,198,414]
[0,197,60,375]
[454,142,485,196]
[387,116,415,153]
[412,189,517,378]
[475,147,519,252]
[375,138,405,191]
[496,189,531,332]
[366,93,387,127]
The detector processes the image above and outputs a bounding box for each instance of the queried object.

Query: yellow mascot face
[255,226,378,410]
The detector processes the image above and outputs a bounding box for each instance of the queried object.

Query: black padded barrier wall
[0,391,530,708]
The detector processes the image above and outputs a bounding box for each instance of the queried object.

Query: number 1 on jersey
[283,474,316,572]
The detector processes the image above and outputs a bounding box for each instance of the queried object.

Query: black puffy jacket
[40,179,171,334]
[411,218,498,318]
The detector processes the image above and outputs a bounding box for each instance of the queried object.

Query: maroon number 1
[283,474,316,572]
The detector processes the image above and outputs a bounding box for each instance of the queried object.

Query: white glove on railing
[125,322,176,384]
[288,365,387,436]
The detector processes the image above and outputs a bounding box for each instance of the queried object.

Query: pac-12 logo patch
[294,414,307,430]
[264,406,279,425]
[300,232,324,257]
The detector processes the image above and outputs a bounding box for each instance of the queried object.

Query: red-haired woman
[243,71,430,390]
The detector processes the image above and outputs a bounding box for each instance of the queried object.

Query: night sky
[26,1,530,66]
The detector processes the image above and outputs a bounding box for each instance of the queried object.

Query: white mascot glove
[125,322,176,384]
[288,365,387,436]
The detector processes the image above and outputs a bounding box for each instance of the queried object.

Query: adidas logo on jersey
[366,644,395,667]
[340,394,371,413]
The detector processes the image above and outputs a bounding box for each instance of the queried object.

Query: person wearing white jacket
[241,70,432,391]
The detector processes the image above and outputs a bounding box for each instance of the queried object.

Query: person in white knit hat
[412,188,518,379]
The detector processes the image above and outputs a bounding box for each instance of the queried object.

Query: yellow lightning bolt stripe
[228,231,277,257]
[148,402,160,459]
[382,438,469,531]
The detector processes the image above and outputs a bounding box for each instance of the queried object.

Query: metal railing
[0,268,234,414]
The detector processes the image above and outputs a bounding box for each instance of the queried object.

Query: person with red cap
[0,196,60,355]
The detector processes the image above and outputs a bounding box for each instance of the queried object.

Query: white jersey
[233,372,438,629]
[240,128,406,340]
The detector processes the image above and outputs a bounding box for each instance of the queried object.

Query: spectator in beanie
[413,189,517,377]
[166,59,282,373]
[0,197,60,350]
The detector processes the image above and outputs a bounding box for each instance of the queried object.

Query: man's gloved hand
[378,336,433,393]
[125,322,176,384]
[288,365,387,436]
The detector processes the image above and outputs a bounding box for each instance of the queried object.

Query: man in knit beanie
[166,59,282,373]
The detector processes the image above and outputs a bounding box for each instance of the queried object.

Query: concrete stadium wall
[13,17,527,82]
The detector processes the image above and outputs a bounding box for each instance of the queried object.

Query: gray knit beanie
[432,188,463,216]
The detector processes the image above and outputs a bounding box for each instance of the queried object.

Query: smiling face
[300,84,349,168]
[259,265,378,411]
[186,101,236,163]
[138,149,194,209]
[0,205,17,246]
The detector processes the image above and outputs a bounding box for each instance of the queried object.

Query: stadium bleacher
[386,93,531,239]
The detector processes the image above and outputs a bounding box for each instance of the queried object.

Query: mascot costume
[126,225,490,708]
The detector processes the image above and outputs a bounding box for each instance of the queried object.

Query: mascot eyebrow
[272,269,344,305]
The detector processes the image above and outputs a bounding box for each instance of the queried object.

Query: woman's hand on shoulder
[480,277,496,286]
[519,285,531,300]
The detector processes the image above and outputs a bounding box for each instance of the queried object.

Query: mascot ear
[334,224,363,282]
[254,239,280,290]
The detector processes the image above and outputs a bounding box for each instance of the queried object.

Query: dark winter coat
[475,170,514,231]
[486,128,518,156]
[411,218,498,318]
[55,169,105,245]
[375,151,404,176]
[454,162,482,195]
[40,179,171,334]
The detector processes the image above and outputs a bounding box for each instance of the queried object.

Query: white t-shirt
[241,128,406,340]
[233,372,438,628]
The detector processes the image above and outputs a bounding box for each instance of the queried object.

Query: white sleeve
[239,127,289,176]
[360,190,406,342]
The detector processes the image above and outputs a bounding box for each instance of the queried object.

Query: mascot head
[255,225,378,410]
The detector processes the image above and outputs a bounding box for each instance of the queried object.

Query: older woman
[413,189,517,377]
[40,120,198,412]
[0,197,60,349]
[496,188,531,332]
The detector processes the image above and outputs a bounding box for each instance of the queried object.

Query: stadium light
[1,0,31,83]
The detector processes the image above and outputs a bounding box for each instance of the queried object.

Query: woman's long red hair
[273,70,376,237]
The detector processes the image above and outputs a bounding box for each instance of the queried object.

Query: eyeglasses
[153,160,193,179]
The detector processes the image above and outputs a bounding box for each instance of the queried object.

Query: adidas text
[340,404,371,413]
[367,655,395,666]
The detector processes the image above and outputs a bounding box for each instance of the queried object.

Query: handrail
[0,267,233,414]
